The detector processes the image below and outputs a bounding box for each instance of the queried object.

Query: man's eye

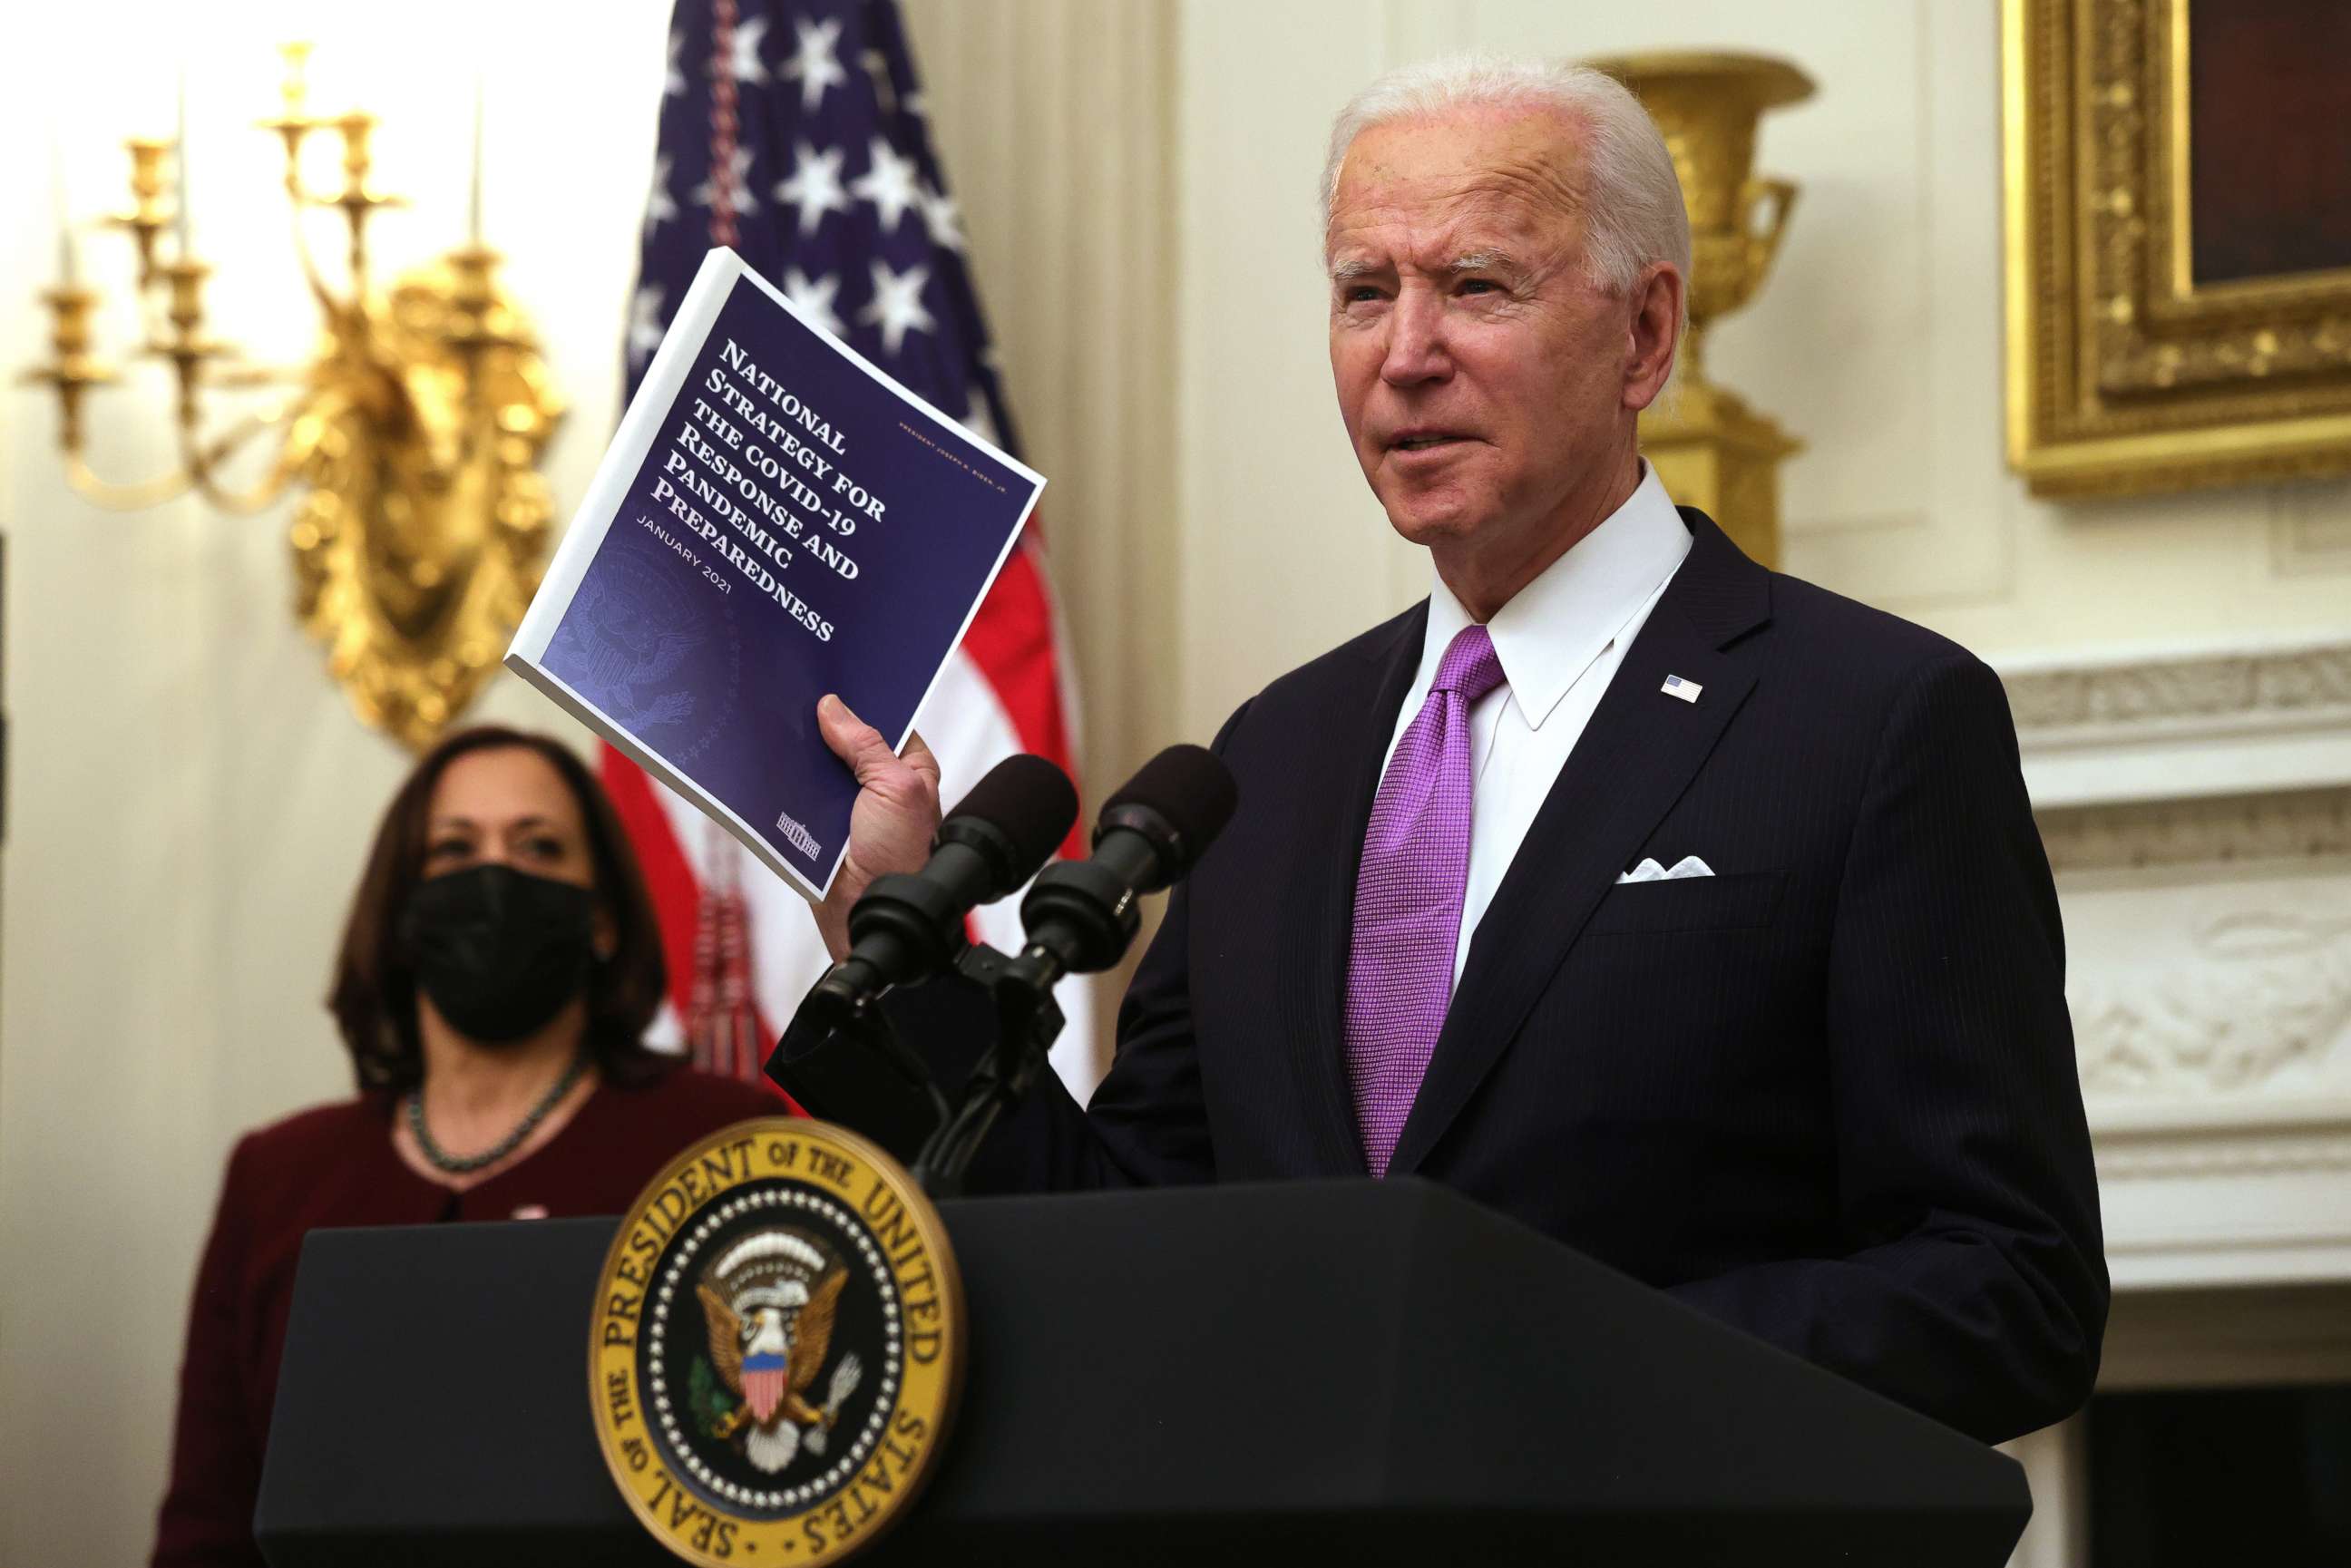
[1341,285,1384,305]
[1458,278,1499,295]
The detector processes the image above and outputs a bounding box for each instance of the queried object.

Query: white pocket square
[1616,855,1714,884]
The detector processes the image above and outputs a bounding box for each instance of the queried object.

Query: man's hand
[813,694,941,959]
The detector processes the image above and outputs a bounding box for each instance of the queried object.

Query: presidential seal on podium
[590,1119,965,1566]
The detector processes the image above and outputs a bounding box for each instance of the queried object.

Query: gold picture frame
[2003,0,2351,499]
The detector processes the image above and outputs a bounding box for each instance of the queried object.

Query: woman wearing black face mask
[152,727,779,1568]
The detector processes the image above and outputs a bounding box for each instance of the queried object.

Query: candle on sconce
[174,70,192,256]
[52,133,80,286]
[467,73,484,246]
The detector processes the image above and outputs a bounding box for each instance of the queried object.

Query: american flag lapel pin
[1661,674,1702,703]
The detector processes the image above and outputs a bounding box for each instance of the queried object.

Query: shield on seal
[741,1351,788,1423]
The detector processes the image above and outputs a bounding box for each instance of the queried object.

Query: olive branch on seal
[688,1355,737,1438]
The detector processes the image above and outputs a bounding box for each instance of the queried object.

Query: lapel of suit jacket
[1280,600,1427,1178]
[1385,509,1772,1177]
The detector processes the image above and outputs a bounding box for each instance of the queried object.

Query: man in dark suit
[807,57,2106,1446]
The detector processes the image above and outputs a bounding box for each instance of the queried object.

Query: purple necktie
[1344,624,1507,1176]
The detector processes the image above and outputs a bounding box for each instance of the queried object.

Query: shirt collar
[1420,461,1693,731]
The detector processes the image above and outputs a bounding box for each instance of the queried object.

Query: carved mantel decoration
[2001,638,2351,1290]
[21,45,562,749]
[2003,0,2351,498]
[2005,643,2351,735]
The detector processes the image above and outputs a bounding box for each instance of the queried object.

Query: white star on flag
[627,284,666,368]
[691,146,759,215]
[729,15,770,83]
[850,137,923,233]
[858,259,934,355]
[775,142,849,237]
[665,29,687,96]
[920,183,964,253]
[781,268,845,339]
[781,16,847,112]
[644,155,679,238]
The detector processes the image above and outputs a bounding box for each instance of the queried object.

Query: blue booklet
[507,248,1046,900]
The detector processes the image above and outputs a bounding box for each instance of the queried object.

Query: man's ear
[1623,262,1683,413]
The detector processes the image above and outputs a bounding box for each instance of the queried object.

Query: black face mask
[400,864,599,1045]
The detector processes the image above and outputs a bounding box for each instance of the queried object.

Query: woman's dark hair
[328,725,670,1092]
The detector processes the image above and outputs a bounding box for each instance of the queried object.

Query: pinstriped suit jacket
[903,507,2107,1446]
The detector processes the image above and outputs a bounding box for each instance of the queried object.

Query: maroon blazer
[151,1064,781,1567]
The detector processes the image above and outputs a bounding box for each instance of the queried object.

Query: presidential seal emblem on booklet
[590,1118,965,1567]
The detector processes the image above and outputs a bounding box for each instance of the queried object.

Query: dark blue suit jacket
[900,508,2107,1445]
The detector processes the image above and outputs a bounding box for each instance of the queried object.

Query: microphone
[1018,745,1238,979]
[885,745,1235,1193]
[814,752,1078,1010]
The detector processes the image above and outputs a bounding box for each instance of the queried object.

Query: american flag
[605,0,1095,1092]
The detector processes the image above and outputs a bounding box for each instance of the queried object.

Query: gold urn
[1587,52,1815,568]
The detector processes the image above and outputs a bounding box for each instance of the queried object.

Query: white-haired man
[809,55,2106,1446]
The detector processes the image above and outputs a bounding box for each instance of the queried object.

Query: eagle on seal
[696,1228,864,1473]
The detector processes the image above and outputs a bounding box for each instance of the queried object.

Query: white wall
[5,3,2347,1564]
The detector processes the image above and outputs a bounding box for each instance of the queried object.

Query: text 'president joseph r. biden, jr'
[807,53,2107,1446]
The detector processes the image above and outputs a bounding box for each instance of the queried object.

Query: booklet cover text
[508,247,1046,899]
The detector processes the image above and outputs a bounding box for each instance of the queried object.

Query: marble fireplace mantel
[1997,635,2351,1292]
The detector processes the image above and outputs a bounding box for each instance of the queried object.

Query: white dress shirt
[1380,461,1693,985]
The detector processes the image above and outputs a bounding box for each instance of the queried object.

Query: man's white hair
[1320,53,1692,311]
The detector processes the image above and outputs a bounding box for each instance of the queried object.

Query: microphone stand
[909,944,1065,1199]
[768,984,951,1164]
[769,940,1064,1198]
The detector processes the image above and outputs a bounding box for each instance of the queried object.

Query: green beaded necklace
[405,1051,591,1176]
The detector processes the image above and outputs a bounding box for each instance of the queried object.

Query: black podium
[256,1179,2029,1565]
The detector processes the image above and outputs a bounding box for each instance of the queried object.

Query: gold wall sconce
[21,44,564,749]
